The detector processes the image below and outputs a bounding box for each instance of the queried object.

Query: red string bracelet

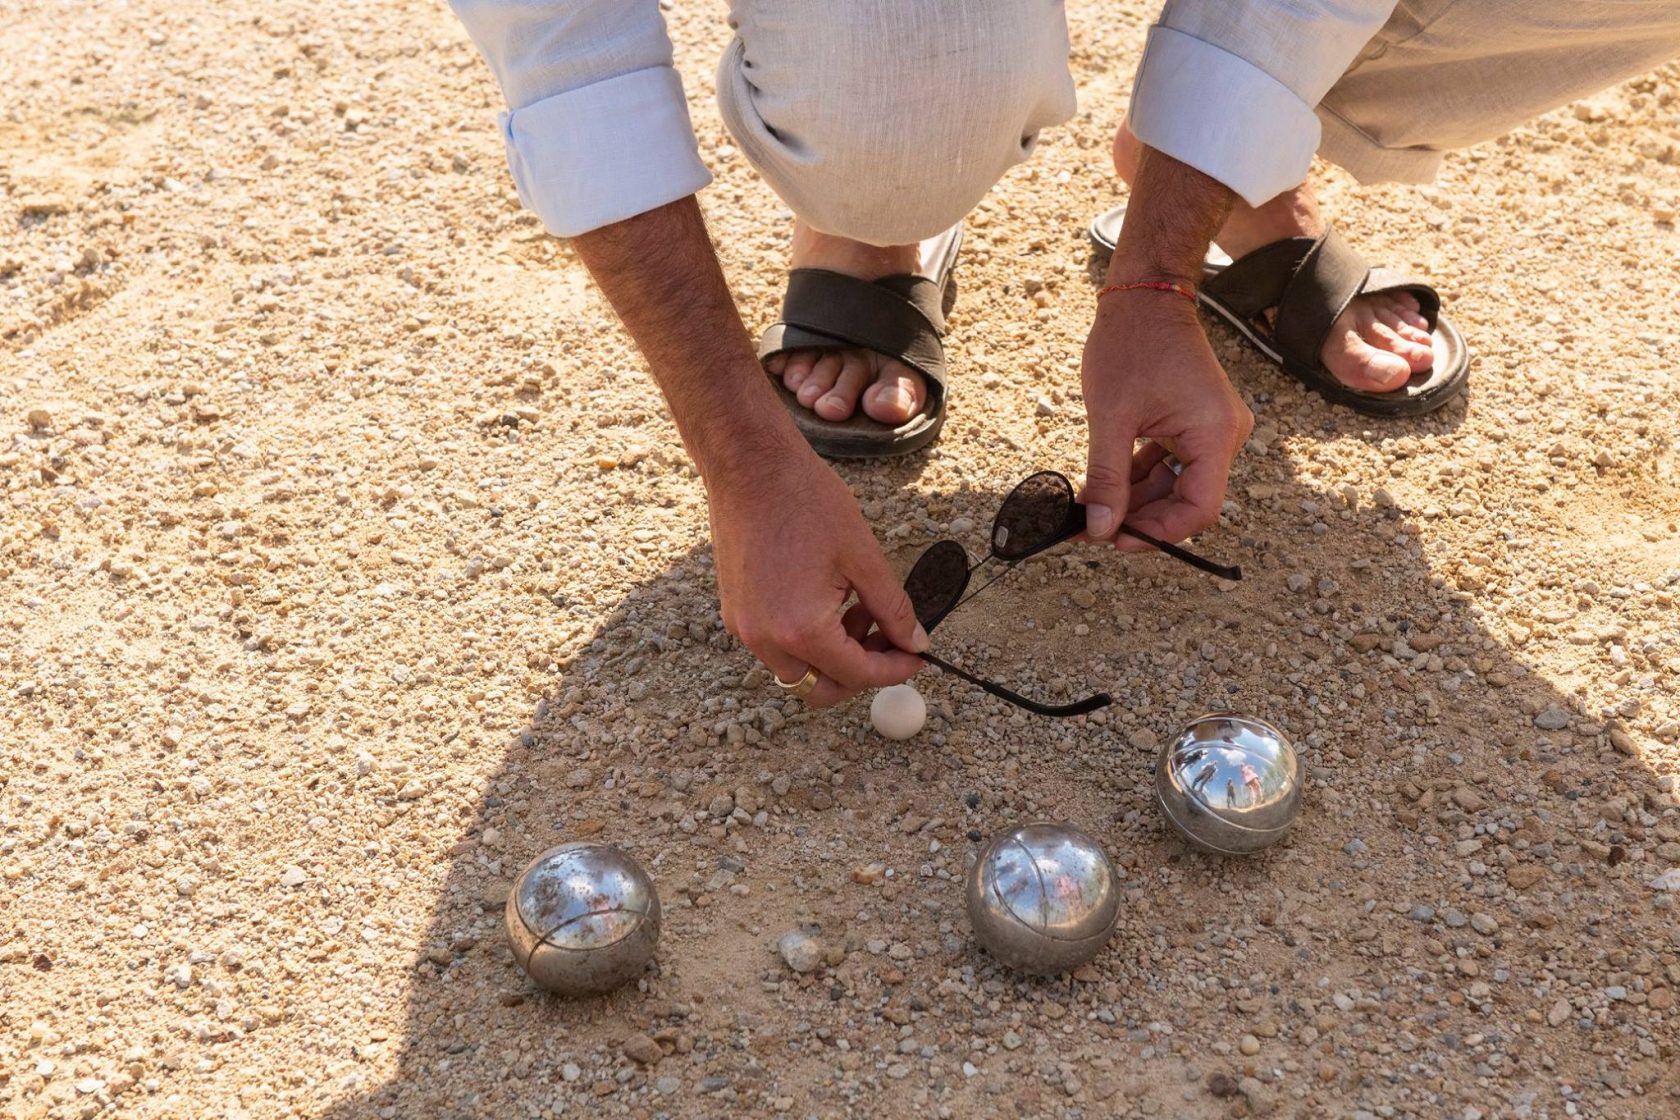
[1097,279,1198,305]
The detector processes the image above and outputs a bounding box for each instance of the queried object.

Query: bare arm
[1107,145,1232,289]
[570,197,927,704]
[570,198,800,483]
[1080,146,1253,545]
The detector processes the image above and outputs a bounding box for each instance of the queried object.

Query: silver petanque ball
[505,841,661,996]
[965,823,1121,976]
[1155,712,1304,855]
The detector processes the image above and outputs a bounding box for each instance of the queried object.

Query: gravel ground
[4,2,1679,1118]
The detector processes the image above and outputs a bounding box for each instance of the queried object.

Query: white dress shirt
[450,0,712,237]
[1128,1,1399,206]
[449,0,1397,236]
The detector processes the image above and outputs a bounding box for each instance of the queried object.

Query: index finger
[793,611,923,693]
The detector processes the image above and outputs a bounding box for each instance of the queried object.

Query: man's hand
[1080,292,1253,547]
[569,197,925,700]
[1080,142,1253,549]
[708,442,927,707]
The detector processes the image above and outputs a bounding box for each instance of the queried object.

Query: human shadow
[318,387,1678,1118]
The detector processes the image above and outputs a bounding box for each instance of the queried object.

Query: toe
[861,362,927,425]
[795,353,843,408]
[1364,319,1431,376]
[1367,314,1436,373]
[815,353,872,421]
[781,352,817,392]
[1324,326,1415,392]
[1379,291,1433,335]
[1392,317,1435,349]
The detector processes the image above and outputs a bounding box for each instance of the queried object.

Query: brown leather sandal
[1090,206,1469,418]
[757,225,961,459]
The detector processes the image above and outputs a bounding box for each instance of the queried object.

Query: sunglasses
[902,471,1242,718]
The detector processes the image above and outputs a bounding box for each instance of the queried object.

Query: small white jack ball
[871,684,926,740]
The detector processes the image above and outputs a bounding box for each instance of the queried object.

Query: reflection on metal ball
[1155,712,1303,855]
[505,841,661,996]
[965,823,1120,976]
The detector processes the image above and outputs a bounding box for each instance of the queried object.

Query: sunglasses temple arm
[1066,498,1242,580]
[1118,524,1243,581]
[918,652,1111,719]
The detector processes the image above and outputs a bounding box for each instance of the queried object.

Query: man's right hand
[707,439,927,708]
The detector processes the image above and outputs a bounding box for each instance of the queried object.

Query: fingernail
[1086,503,1116,539]
[911,623,930,653]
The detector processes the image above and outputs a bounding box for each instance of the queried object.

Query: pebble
[1451,787,1485,812]
[1534,707,1571,730]
[1238,1034,1260,1055]
[621,1033,663,1065]
[777,927,824,973]
[1207,1072,1241,1098]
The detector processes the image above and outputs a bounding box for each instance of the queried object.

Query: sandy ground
[4,2,1680,1118]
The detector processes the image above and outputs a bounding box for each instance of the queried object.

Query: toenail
[881,387,911,413]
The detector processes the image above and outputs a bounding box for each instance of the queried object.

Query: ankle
[1111,119,1143,185]
[1218,190,1325,258]
[790,221,916,279]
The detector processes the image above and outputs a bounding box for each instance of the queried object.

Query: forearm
[571,196,801,484]
[1108,146,1233,291]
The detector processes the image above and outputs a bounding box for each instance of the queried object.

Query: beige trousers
[714,0,1680,246]
[1320,1,1680,183]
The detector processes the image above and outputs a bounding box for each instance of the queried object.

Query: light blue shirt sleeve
[450,0,713,237]
[1129,1,1399,206]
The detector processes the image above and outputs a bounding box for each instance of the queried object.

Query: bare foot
[1112,123,1435,393]
[762,222,931,425]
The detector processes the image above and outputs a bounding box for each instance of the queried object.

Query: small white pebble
[871,684,926,740]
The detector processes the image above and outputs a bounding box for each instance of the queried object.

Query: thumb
[1082,421,1136,541]
[849,547,930,654]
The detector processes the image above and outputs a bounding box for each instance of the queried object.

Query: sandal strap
[771,269,947,389]
[1204,229,1442,371]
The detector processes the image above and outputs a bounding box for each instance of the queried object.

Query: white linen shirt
[1129,1,1399,206]
[449,0,1399,235]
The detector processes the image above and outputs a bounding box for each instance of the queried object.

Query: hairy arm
[570,197,802,484]
[1107,145,1233,289]
[1080,146,1252,545]
[570,197,926,703]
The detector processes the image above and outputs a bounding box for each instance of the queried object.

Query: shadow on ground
[317,369,1677,1119]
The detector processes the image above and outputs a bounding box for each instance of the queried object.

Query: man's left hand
[1078,291,1253,549]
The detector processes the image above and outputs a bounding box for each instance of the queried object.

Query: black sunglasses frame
[903,471,1241,718]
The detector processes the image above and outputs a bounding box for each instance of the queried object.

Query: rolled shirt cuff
[1127,26,1321,208]
[500,65,713,238]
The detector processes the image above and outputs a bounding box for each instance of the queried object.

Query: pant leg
[716,0,1077,246]
[1317,0,1680,184]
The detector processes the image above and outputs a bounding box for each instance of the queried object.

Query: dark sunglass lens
[992,472,1075,560]
[904,540,969,629]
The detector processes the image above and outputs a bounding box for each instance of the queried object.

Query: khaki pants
[1319,1,1680,183]
[714,0,1680,245]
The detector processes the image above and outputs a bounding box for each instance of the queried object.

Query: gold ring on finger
[773,666,819,699]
